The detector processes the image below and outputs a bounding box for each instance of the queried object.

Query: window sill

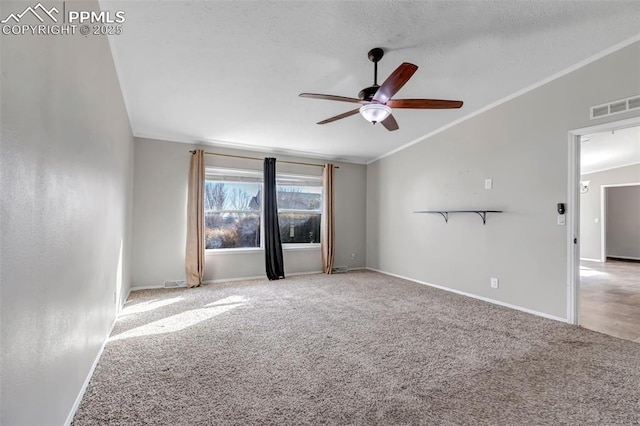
[205,247,262,255]
[283,244,321,251]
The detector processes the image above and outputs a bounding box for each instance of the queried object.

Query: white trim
[368,33,640,165]
[567,132,580,325]
[283,243,321,251]
[206,247,263,255]
[64,318,118,426]
[64,285,133,424]
[133,132,364,165]
[582,161,640,176]
[607,255,640,261]
[122,287,132,307]
[601,185,607,262]
[366,267,567,323]
[580,258,602,263]
[130,285,166,291]
[129,270,326,291]
[204,270,324,284]
[570,117,640,136]
[601,182,640,188]
[205,244,321,255]
[567,116,640,326]
[204,275,265,284]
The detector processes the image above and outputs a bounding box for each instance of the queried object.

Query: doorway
[567,117,640,342]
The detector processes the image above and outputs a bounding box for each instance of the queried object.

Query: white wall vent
[590,95,640,120]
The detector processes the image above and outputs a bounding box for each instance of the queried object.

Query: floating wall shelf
[414,210,503,225]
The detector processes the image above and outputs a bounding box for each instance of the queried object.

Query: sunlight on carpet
[110,295,247,341]
[119,296,184,317]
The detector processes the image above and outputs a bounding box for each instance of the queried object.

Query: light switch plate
[557,215,566,226]
[484,179,493,189]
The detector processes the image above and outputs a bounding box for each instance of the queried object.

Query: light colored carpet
[73,270,640,425]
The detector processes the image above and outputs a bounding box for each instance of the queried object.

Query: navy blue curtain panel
[263,158,285,280]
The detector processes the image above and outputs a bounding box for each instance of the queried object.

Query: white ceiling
[581,125,640,175]
[105,1,640,164]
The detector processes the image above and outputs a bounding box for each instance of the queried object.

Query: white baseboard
[130,270,326,291]
[130,284,166,291]
[204,275,264,284]
[121,287,132,307]
[580,257,602,262]
[64,318,117,426]
[65,287,132,425]
[366,267,567,323]
[205,270,324,284]
[607,255,640,261]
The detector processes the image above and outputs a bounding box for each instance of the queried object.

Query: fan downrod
[359,48,384,101]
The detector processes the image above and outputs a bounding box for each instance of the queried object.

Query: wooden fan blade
[372,62,418,104]
[387,99,463,109]
[380,114,399,131]
[317,108,360,125]
[299,93,364,104]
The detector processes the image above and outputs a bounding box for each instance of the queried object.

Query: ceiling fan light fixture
[359,103,391,124]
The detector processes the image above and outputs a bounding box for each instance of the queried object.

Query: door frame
[567,116,640,325]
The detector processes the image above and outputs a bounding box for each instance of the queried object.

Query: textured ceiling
[105,1,640,164]
[582,125,640,175]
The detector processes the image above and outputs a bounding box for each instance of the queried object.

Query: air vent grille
[592,105,609,118]
[591,95,640,119]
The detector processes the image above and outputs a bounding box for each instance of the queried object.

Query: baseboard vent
[164,280,186,288]
[332,266,348,273]
[590,94,640,119]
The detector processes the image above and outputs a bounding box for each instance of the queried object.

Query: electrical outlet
[350,253,356,260]
[490,277,499,289]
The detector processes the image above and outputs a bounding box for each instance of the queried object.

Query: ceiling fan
[299,48,463,131]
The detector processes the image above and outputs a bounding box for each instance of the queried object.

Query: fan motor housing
[358,85,380,101]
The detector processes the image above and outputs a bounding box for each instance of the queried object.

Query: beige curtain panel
[321,163,336,274]
[185,149,205,287]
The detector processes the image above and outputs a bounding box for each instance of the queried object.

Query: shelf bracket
[437,212,449,223]
[473,211,487,225]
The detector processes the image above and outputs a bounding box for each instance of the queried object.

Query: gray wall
[580,164,640,260]
[606,185,640,260]
[132,137,366,288]
[367,42,640,319]
[0,7,134,425]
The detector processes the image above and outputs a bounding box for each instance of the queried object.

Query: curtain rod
[189,150,338,169]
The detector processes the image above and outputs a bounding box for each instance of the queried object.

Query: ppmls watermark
[1,2,126,36]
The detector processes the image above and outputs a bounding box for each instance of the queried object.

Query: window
[205,169,262,249]
[277,175,323,245]
[204,169,323,249]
